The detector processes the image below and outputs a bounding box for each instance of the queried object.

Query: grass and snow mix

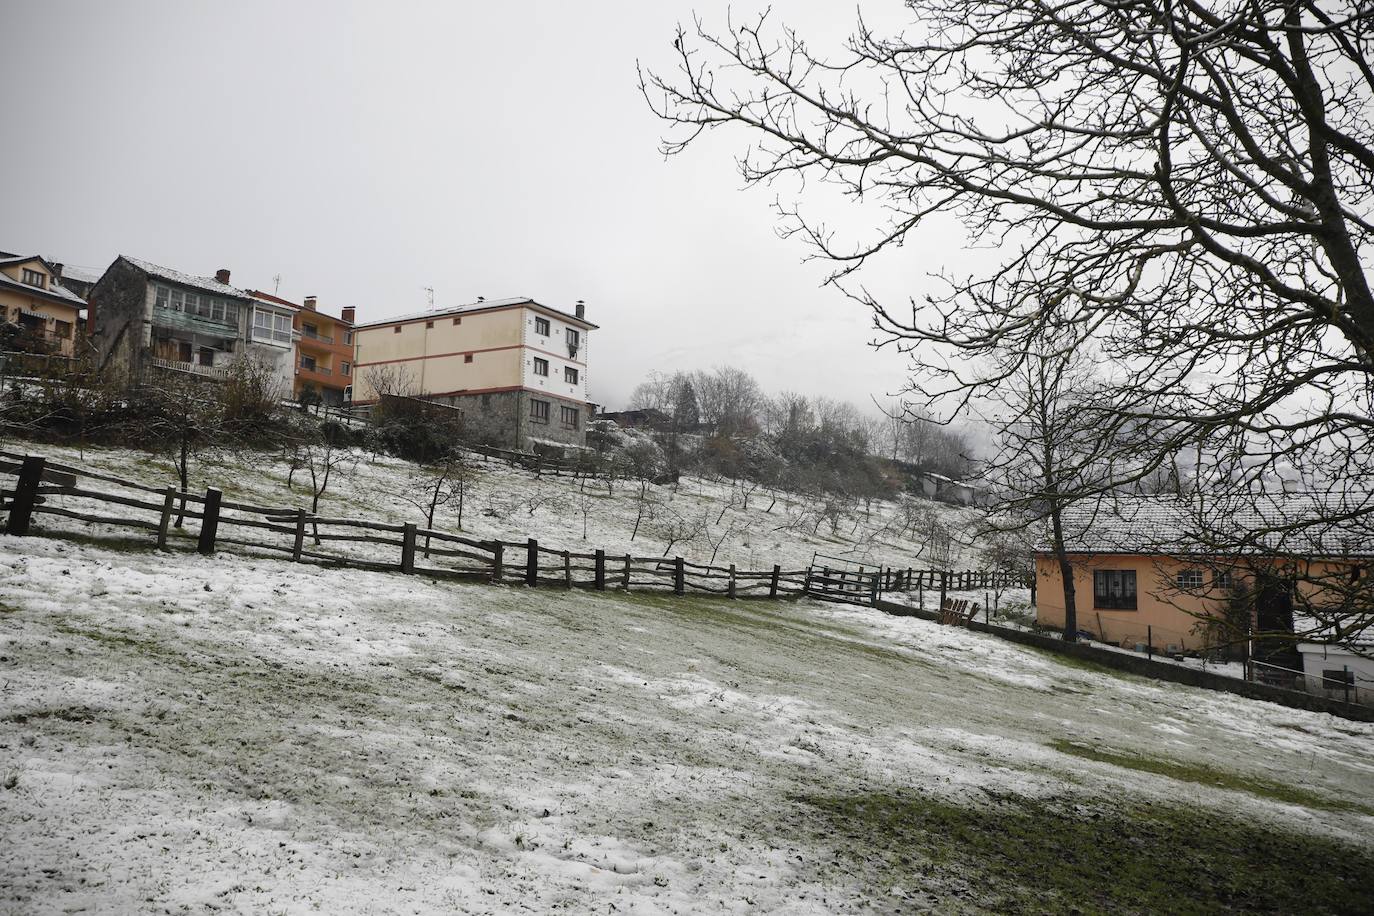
[2,532,1372,914]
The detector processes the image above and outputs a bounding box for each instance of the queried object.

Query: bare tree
[645,1,1374,642]
[389,452,479,555]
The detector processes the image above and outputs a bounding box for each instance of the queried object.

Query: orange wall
[1035,554,1233,650]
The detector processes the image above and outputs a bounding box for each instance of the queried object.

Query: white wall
[519,307,588,403]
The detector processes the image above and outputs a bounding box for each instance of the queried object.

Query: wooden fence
[0,452,809,600]
[875,567,1029,593]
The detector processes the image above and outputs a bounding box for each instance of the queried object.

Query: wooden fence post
[292,509,306,561]
[491,542,504,583]
[197,488,222,555]
[939,570,948,612]
[674,557,685,595]
[622,554,632,590]
[869,573,879,607]
[526,538,538,586]
[563,551,572,589]
[401,523,417,573]
[5,455,45,536]
[770,564,781,599]
[728,564,737,599]
[156,486,176,549]
[594,549,606,590]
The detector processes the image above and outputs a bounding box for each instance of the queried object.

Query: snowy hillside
[2,535,1371,913]
[4,443,989,574]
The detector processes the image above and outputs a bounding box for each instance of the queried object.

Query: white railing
[151,357,228,379]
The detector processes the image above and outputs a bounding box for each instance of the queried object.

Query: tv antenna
[424,286,435,309]
[273,273,282,293]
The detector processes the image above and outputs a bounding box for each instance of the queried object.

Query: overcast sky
[4,1,946,411]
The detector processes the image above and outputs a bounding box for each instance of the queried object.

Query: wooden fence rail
[1,452,1029,607]
[0,453,818,601]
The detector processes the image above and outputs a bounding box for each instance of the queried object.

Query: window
[564,366,579,385]
[566,328,580,349]
[301,355,317,371]
[304,323,318,338]
[21,268,45,288]
[341,361,351,376]
[178,341,193,363]
[1176,569,1204,590]
[452,317,462,326]
[155,285,170,309]
[345,330,354,345]
[1214,570,1233,590]
[530,398,550,423]
[1322,669,1355,687]
[533,357,549,376]
[170,289,184,311]
[198,347,214,367]
[426,320,435,329]
[393,325,402,334]
[1093,570,1137,610]
[53,320,72,339]
[464,353,474,364]
[560,405,580,429]
[534,317,550,336]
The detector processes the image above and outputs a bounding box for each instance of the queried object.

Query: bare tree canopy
[644,0,1374,641]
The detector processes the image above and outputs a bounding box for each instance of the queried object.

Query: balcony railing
[298,363,332,376]
[301,329,335,345]
[152,356,228,379]
[251,327,293,345]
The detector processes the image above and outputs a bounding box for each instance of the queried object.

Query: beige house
[352,297,597,450]
[0,253,84,357]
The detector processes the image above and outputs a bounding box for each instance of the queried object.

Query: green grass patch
[1050,739,1374,816]
[798,788,1374,915]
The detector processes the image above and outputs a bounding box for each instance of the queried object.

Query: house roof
[1040,494,1374,559]
[120,255,251,300]
[0,256,87,309]
[245,290,354,325]
[355,297,599,331]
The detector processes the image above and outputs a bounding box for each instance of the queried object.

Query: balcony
[301,328,335,345]
[152,356,228,379]
[298,362,332,376]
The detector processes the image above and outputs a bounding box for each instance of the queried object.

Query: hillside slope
[3,442,988,574]
[2,535,1371,913]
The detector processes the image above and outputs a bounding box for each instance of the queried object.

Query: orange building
[1034,495,1372,663]
[248,292,356,405]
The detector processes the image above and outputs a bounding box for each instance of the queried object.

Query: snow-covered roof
[120,255,251,300]
[1043,494,1374,559]
[0,265,86,308]
[56,264,105,285]
[356,297,598,331]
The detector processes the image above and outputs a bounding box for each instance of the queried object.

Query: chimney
[303,296,318,311]
[575,299,586,321]
[52,262,64,280]
[215,268,231,285]
[341,306,356,324]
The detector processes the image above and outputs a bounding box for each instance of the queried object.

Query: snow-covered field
[0,443,985,575]
[2,534,1372,914]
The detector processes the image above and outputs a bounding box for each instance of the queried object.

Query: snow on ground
[2,534,1372,914]
[0,443,984,574]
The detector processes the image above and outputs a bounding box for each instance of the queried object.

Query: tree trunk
[1049,502,1078,642]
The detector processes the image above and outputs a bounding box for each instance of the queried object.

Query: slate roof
[121,255,251,300]
[356,297,599,330]
[1044,493,1374,559]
